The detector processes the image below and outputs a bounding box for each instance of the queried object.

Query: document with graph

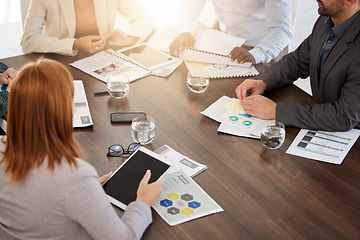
[152,170,223,226]
[286,129,360,164]
[201,96,273,137]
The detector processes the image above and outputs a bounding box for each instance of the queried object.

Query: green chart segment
[228,116,253,126]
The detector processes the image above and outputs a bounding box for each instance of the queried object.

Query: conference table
[2,52,360,240]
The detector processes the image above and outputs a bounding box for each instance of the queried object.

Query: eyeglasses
[107,143,140,157]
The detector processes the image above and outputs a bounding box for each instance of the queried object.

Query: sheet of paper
[286,129,360,164]
[194,29,246,55]
[70,50,150,82]
[184,61,258,78]
[73,80,93,128]
[201,96,273,136]
[151,59,183,77]
[217,123,260,139]
[152,170,223,226]
[154,145,207,178]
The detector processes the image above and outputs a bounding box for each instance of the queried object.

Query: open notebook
[70,49,150,82]
[184,61,258,78]
[70,43,180,82]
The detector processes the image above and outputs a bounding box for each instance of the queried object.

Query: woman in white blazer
[21,0,154,56]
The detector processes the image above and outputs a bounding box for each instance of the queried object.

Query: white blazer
[21,0,154,56]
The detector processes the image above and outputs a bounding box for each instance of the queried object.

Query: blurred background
[0,0,318,94]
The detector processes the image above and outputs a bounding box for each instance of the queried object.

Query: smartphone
[110,112,146,123]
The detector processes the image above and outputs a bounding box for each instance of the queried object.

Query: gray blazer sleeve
[258,16,360,131]
[65,163,152,240]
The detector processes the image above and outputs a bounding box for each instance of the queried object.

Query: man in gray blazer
[236,0,360,131]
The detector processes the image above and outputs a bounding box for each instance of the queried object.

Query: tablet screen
[102,148,172,209]
[120,44,173,69]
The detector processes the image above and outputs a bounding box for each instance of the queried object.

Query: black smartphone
[110,112,146,123]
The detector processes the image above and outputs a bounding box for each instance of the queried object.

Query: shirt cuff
[249,47,266,64]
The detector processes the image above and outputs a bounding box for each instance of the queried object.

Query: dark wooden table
[2,53,360,240]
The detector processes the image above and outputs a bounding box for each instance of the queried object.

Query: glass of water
[261,121,286,149]
[106,72,130,99]
[131,116,155,145]
[187,73,209,93]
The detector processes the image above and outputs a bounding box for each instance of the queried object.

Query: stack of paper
[201,96,274,138]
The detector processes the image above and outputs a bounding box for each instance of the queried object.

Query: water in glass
[106,73,129,99]
[187,73,209,93]
[261,123,285,149]
[131,117,155,145]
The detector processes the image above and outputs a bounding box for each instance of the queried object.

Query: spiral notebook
[184,61,258,79]
[70,49,151,82]
[181,48,252,68]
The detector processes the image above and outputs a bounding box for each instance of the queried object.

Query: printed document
[154,145,207,178]
[201,96,273,137]
[152,170,223,226]
[286,129,360,164]
[73,80,93,128]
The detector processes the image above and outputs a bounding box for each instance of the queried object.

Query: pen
[94,91,109,96]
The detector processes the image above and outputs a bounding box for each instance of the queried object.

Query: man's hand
[169,32,195,57]
[241,95,276,120]
[229,47,256,66]
[73,35,106,53]
[235,79,266,100]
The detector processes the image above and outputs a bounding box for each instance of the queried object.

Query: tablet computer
[117,43,178,70]
[102,147,173,210]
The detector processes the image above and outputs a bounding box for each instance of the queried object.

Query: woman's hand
[136,170,165,207]
[99,171,112,185]
[73,35,106,53]
[105,29,138,47]
[0,68,17,85]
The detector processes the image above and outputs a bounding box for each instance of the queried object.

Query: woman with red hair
[0,59,164,239]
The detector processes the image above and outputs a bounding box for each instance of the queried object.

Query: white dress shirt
[21,0,154,56]
[178,0,292,64]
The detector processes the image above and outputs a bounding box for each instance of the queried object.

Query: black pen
[94,91,109,96]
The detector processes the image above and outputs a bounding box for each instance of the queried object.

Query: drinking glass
[187,73,209,93]
[131,116,155,145]
[106,72,130,99]
[261,121,286,149]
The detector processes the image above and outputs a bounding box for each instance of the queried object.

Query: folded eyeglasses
[107,143,140,157]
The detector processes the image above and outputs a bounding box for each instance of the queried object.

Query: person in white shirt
[21,0,154,56]
[169,0,292,65]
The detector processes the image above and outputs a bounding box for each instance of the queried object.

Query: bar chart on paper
[286,129,360,164]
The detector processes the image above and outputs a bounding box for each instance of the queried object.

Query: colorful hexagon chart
[160,192,201,216]
[160,199,173,207]
[181,193,193,201]
[167,192,180,200]
[181,207,194,215]
[188,201,201,209]
[167,207,180,215]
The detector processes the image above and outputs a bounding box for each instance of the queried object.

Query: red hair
[2,59,81,182]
